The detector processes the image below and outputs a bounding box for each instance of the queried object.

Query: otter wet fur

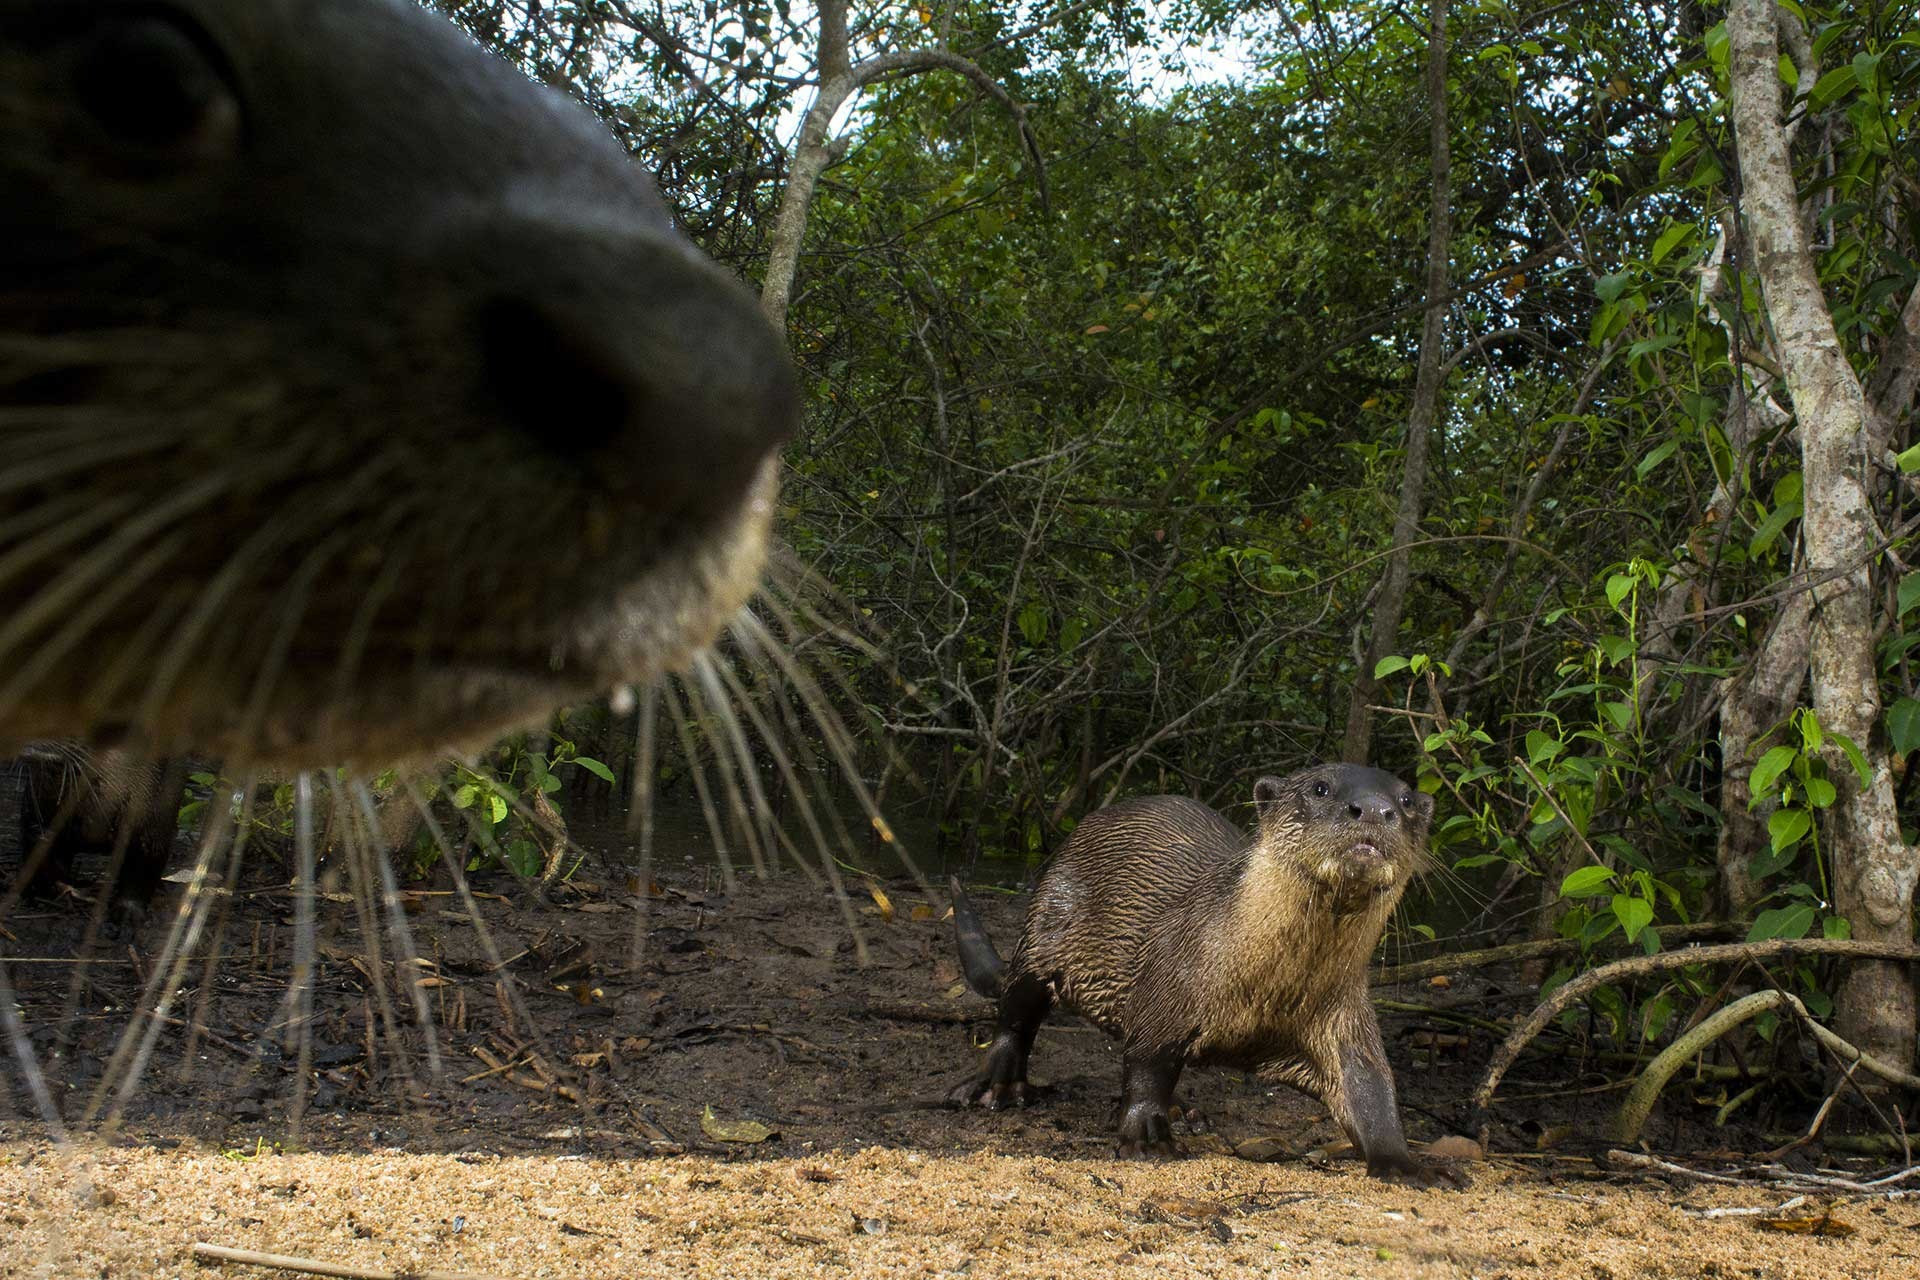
[0,0,794,768]
[949,763,1466,1187]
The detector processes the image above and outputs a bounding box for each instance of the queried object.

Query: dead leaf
[796,1167,839,1184]
[909,903,934,921]
[1427,974,1452,989]
[1424,1135,1484,1161]
[1535,1124,1574,1150]
[700,1105,776,1144]
[868,884,895,922]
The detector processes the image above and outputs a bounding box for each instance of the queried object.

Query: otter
[11,744,190,931]
[949,763,1464,1187]
[0,0,794,769]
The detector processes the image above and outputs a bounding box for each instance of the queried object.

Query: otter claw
[1114,1137,1185,1159]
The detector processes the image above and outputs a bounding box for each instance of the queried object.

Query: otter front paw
[1114,1106,1185,1159]
[1369,1155,1470,1189]
[948,1077,1050,1109]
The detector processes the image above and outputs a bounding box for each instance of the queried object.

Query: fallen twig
[189,1241,507,1280]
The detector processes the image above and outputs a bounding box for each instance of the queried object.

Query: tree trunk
[1343,0,1449,763]
[759,0,852,331]
[1727,0,1917,1075]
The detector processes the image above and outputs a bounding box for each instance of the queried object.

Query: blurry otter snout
[468,221,797,531]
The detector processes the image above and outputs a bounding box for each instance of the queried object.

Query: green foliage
[432,1,1920,1056]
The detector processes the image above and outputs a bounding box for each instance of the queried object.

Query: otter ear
[1409,790,1435,823]
[1252,776,1288,822]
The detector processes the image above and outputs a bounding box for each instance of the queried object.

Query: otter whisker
[0,470,231,716]
[351,780,442,1082]
[733,610,930,896]
[0,530,189,724]
[134,452,407,745]
[659,679,742,894]
[0,494,137,604]
[0,431,200,498]
[177,776,261,1086]
[404,776,591,1112]
[690,652,776,880]
[279,774,320,1142]
[624,683,658,971]
[83,796,237,1129]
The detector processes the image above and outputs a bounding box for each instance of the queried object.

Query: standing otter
[950,763,1464,1187]
[0,0,793,768]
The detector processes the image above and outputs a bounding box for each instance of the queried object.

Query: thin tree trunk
[1727,0,1916,1075]
[759,0,853,331]
[1344,0,1449,763]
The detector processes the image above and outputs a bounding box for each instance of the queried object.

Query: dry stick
[1609,988,1920,1144]
[189,1242,507,1280]
[1471,938,1920,1144]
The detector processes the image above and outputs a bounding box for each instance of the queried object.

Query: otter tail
[949,875,1006,998]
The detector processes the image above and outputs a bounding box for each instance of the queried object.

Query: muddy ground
[1,852,1915,1279]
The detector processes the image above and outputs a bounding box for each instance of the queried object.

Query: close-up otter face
[0,0,796,767]
[1252,764,1433,905]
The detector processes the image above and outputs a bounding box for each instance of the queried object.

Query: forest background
[419,0,1920,1106]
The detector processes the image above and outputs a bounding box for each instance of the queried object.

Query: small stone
[1424,1135,1484,1161]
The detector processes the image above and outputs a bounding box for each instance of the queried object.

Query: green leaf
[452,784,479,810]
[1889,698,1920,756]
[1526,729,1564,764]
[1808,64,1858,110]
[574,756,617,784]
[1373,654,1411,679]
[1747,494,1802,558]
[1748,745,1797,799]
[1650,223,1694,266]
[1017,602,1048,646]
[1560,865,1615,898]
[1829,730,1872,787]
[1747,904,1816,942]
[1605,573,1635,611]
[1768,807,1811,855]
[1803,776,1837,808]
[1611,893,1654,943]
[1822,914,1852,940]
[1635,439,1677,478]
[1595,272,1632,303]
[1596,634,1635,665]
[487,793,508,825]
[1410,923,1436,941]
[1896,443,1920,474]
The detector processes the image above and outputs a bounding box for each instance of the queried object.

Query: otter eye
[71,14,240,168]
[1400,793,1415,807]
[1312,781,1329,798]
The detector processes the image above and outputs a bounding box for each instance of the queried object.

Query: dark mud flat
[2,864,1913,1278]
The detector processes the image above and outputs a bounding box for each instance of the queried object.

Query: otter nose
[1347,793,1398,825]
[469,224,796,522]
